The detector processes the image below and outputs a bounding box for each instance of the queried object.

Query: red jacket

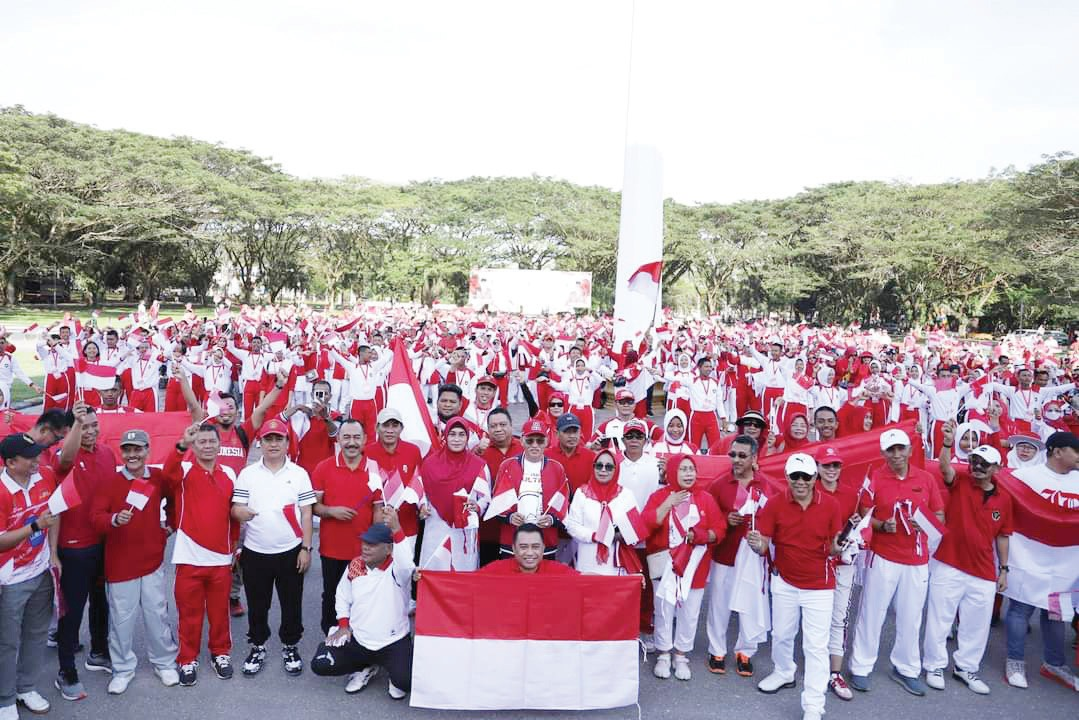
[91,467,168,582]
[643,485,725,589]
[162,447,238,557]
[491,455,569,548]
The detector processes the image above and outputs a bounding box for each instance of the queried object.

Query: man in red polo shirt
[749,453,843,720]
[544,413,595,494]
[364,408,424,546]
[477,524,578,575]
[90,430,178,693]
[55,405,116,700]
[312,419,383,637]
[706,434,768,677]
[477,408,521,565]
[923,434,1012,695]
[849,429,944,696]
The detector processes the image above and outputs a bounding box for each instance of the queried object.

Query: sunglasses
[523,437,546,446]
[741,422,766,430]
[623,432,646,440]
[788,472,813,483]
[727,451,750,459]
[548,402,564,408]
[616,400,635,405]
[594,462,616,472]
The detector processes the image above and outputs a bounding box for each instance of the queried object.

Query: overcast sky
[3,0,1077,203]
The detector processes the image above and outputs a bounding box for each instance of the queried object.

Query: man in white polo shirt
[231,419,316,677]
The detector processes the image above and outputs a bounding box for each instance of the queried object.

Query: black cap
[0,434,46,461]
[1045,431,1079,453]
[360,522,393,545]
[556,413,582,432]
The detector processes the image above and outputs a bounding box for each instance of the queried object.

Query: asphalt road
[23,400,1079,719]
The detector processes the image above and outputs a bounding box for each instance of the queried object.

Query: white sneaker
[803,711,823,720]
[673,654,691,681]
[757,671,796,694]
[925,668,945,690]
[107,673,134,695]
[387,680,407,699]
[16,690,51,713]
[653,653,672,679]
[1005,659,1028,689]
[953,669,990,695]
[345,666,378,694]
[1039,663,1079,691]
[155,667,180,687]
[0,704,17,720]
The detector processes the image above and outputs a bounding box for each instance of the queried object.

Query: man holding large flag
[0,434,61,719]
[89,429,179,693]
[1002,430,1079,691]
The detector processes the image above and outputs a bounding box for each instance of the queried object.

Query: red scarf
[581,453,621,564]
[420,417,486,522]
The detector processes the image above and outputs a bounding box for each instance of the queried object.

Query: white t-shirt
[232,459,316,554]
[517,459,544,522]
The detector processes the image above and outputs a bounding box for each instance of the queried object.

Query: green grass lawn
[0,303,193,407]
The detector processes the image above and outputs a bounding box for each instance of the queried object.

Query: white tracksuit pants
[654,588,705,654]
[829,563,856,657]
[106,564,178,677]
[922,560,995,674]
[706,561,759,658]
[849,554,928,678]
[770,574,833,715]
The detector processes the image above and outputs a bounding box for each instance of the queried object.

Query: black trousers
[57,544,109,675]
[319,556,349,636]
[240,545,305,646]
[311,635,413,691]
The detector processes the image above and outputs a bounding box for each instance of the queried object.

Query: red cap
[615,389,635,402]
[522,419,547,437]
[623,419,649,435]
[476,375,497,387]
[815,445,844,465]
[257,418,289,439]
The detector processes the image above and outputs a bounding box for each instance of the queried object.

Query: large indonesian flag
[8,412,190,466]
[411,572,640,710]
[997,466,1079,610]
[385,339,439,456]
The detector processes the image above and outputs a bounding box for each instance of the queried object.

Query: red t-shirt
[58,444,118,549]
[862,464,945,566]
[90,467,168,582]
[756,488,842,590]
[311,454,383,561]
[819,478,860,521]
[477,558,578,575]
[708,472,768,566]
[545,444,596,494]
[184,418,254,478]
[933,471,1013,582]
[364,440,423,538]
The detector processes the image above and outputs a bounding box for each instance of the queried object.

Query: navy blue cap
[360,522,393,545]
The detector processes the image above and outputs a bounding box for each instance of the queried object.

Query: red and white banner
[995,467,1079,610]
[9,411,191,466]
[411,573,640,710]
[385,339,439,455]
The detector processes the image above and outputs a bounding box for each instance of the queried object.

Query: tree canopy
[1,106,1075,332]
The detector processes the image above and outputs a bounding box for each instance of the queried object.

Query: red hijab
[664,454,700,488]
[781,412,811,451]
[420,417,487,522]
[581,450,621,504]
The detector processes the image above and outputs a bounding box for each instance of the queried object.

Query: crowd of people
[0,304,1077,720]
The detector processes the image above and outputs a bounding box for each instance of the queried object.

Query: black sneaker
[707,654,726,674]
[242,645,266,676]
[84,652,113,674]
[282,645,303,676]
[179,662,198,687]
[212,654,233,680]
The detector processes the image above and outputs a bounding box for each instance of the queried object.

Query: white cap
[969,445,1002,465]
[768,335,783,346]
[785,453,817,477]
[376,407,404,425]
[879,429,911,451]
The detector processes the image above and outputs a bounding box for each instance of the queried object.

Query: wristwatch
[998,564,1009,572]
[29,519,41,533]
[299,546,313,553]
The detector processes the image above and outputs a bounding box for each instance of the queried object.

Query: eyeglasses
[616,399,635,405]
[523,437,546,446]
[727,451,750,459]
[788,473,813,483]
[594,462,616,472]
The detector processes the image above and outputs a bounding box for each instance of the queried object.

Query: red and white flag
[911,503,947,546]
[998,467,1079,609]
[627,261,663,303]
[483,469,518,521]
[385,339,439,455]
[75,359,117,391]
[124,478,154,511]
[24,323,39,333]
[544,478,571,521]
[422,535,454,571]
[411,573,640,710]
[265,331,288,353]
[48,476,82,515]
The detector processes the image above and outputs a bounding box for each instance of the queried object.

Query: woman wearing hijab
[564,450,647,575]
[418,418,491,571]
[643,455,724,681]
[771,412,811,454]
[1004,432,1046,469]
[651,409,697,455]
